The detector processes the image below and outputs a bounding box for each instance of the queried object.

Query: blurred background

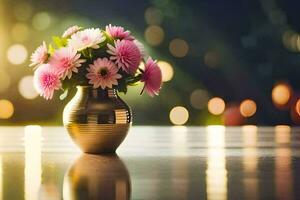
[0,0,300,126]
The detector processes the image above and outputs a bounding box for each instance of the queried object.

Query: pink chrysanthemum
[49,47,86,79]
[141,57,162,97]
[62,25,82,38]
[86,58,122,89]
[107,40,141,74]
[105,24,134,40]
[33,64,61,100]
[68,28,105,51]
[29,41,48,67]
[133,39,146,57]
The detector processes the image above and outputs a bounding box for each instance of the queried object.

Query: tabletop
[0,125,299,200]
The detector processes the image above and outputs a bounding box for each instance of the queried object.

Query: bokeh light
[32,12,51,31]
[169,38,189,58]
[157,61,174,82]
[240,99,257,117]
[11,23,30,42]
[190,89,209,109]
[169,106,189,125]
[0,100,14,119]
[296,99,300,116]
[204,50,220,68]
[208,97,225,115]
[272,83,291,107]
[282,30,300,52]
[144,25,164,46]
[144,7,163,25]
[7,44,28,65]
[18,76,39,99]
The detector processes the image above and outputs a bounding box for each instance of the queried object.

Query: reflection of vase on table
[63,154,131,200]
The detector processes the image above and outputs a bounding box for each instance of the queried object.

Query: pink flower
[86,58,122,89]
[133,39,146,57]
[107,40,141,74]
[33,64,61,100]
[68,28,105,51]
[49,47,86,79]
[141,58,162,97]
[105,24,134,40]
[29,41,48,67]
[62,25,82,38]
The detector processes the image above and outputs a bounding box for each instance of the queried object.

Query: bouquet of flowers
[29,25,162,100]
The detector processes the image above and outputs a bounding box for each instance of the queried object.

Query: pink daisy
[141,57,162,97]
[107,40,141,74]
[86,58,122,89]
[29,41,48,67]
[68,28,105,51]
[49,47,86,79]
[62,25,82,38]
[33,64,61,100]
[105,24,134,40]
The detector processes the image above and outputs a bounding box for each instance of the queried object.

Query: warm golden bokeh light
[295,99,300,116]
[157,61,174,82]
[144,7,163,25]
[190,89,209,109]
[169,38,189,58]
[144,25,164,46]
[18,76,39,99]
[7,44,28,65]
[11,23,30,42]
[208,97,225,115]
[169,106,189,125]
[0,99,14,119]
[240,99,257,117]
[272,83,291,106]
[32,12,51,31]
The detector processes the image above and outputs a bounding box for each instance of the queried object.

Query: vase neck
[77,86,118,99]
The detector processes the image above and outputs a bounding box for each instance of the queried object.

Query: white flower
[62,25,82,38]
[68,28,105,51]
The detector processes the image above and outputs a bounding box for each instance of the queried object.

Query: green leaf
[59,88,69,100]
[52,36,67,48]
[48,44,55,55]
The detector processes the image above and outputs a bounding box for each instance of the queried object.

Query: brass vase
[63,86,132,154]
[63,154,131,200]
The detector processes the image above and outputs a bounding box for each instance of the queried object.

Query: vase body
[63,86,132,154]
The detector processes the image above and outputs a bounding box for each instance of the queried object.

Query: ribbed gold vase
[63,86,132,154]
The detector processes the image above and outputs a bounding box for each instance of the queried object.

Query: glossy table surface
[0,125,299,200]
